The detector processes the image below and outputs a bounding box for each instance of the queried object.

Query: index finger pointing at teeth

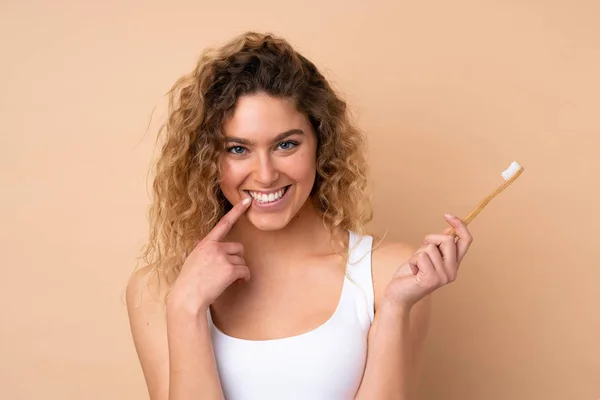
[206,196,253,242]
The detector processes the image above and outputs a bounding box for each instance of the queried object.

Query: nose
[252,152,279,186]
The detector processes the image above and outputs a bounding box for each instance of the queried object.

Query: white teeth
[248,187,287,203]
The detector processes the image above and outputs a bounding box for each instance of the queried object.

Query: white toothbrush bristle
[501,161,522,181]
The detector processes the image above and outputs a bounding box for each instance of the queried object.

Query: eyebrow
[224,129,304,146]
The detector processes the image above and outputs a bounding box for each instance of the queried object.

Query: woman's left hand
[382,214,474,311]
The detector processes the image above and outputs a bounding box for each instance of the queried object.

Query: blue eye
[227,146,246,155]
[278,141,298,150]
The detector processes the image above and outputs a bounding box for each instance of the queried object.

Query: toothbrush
[448,161,524,238]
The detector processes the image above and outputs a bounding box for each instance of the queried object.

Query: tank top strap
[345,230,375,324]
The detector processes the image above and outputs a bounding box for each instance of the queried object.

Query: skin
[126,92,473,399]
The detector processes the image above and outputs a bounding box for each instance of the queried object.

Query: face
[219,92,318,231]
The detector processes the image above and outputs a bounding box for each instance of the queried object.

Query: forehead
[222,93,310,139]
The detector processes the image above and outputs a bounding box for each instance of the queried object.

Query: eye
[277,140,299,150]
[227,146,247,155]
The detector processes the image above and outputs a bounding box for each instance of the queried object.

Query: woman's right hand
[167,196,253,315]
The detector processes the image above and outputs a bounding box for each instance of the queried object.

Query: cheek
[219,159,245,190]
[289,151,317,183]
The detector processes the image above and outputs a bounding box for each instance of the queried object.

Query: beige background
[1,0,598,399]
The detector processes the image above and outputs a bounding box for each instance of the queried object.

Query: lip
[244,185,292,211]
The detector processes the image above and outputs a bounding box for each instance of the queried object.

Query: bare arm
[354,242,432,400]
[166,299,224,399]
[355,294,432,400]
[356,216,472,399]
[126,197,253,399]
[126,266,224,400]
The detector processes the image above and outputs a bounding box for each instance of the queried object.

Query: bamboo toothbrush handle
[448,167,523,238]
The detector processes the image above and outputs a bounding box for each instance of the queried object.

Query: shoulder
[126,264,171,335]
[126,264,166,311]
[125,264,169,344]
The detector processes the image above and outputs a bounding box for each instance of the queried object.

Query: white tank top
[207,230,375,400]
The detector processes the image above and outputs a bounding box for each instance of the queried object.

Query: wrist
[166,294,209,321]
[379,296,413,320]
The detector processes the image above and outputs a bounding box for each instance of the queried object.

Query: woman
[126,31,473,400]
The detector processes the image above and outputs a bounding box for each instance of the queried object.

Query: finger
[409,251,437,287]
[233,265,251,282]
[443,227,459,244]
[221,242,244,256]
[423,231,451,247]
[442,227,456,239]
[425,233,459,280]
[227,254,246,265]
[444,214,473,262]
[425,234,457,264]
[422,243,449,282]
[407,258,419,275]
[206,196,253,242]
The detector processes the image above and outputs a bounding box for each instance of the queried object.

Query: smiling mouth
[244,185,291,204]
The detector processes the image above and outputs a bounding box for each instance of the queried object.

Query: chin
[245,212,293,232]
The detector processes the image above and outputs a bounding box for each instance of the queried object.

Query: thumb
[444,213,466,239]
[407,256,419,275]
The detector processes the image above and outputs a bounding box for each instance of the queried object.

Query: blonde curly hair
[136,31,374,292]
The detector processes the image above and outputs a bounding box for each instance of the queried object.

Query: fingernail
[444,213,455,219]
[242,197,251,205]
